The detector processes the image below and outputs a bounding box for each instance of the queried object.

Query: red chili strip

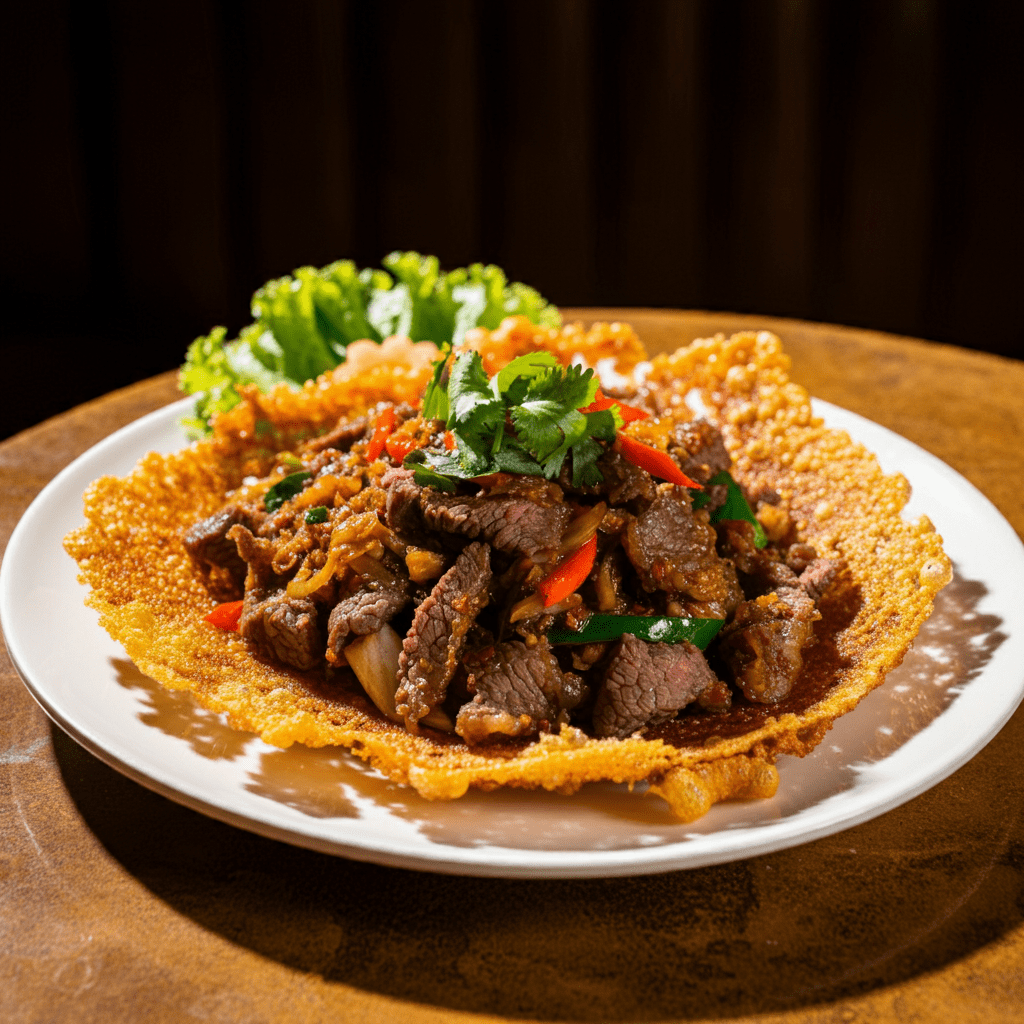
[536,534,598,608]
[365,406,396,461]
[580,389,650,423]
[615,434,701,488]
[205,600,244,631]
[385,434,423,462]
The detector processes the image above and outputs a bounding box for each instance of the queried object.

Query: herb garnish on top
[405,349,623,491]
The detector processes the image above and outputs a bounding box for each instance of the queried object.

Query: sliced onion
[286,547,342,598]
[595,558,618,612]
[344,625,403,722]
[345,625,455,733]
[420,707,454,733]
[348,553,403,588]
[557,501,607,555]
[509,591,546,624]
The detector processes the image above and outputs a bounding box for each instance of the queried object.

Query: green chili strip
[691,470,767,548]
[264,471,311,512]
[304,505,329,524]
[548,614,725,650]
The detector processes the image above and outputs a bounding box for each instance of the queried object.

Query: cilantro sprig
[409,351,622,489]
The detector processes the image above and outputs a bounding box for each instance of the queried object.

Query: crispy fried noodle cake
[65,322,951,821]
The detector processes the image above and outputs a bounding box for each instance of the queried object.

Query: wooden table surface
[3,310,1023,1023]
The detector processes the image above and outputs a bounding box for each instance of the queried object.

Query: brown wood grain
[2,312,1023,1023]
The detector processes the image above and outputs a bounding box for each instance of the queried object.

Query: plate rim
[3,396,1023,878]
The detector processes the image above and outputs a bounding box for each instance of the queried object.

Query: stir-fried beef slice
[184,504,263,579]
[623,492,742,614]
[303,448,365,480]
[382,468,431,543]
[559,448,657,507]
[717,586,819,703]
[419,491,571,560]
[798,557,841,602]
[240,588,324,672]
[669,420,731,485]
[325,581,411,663]
[594,449,658,506]
[784,542,818,573]
[302,414,369,454]
[473,473,564,506]
[592,633,720,738]
[718,522,841,605]
[717,519,800,593]
[455,640,586,744]
[225,524,324,671]
[395,542,492,728]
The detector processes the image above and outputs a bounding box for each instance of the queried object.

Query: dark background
[2,0,1021,441]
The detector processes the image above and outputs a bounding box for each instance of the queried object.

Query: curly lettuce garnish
[179,252,560,436]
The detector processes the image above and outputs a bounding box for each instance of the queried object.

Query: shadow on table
[52,569,1024,1021]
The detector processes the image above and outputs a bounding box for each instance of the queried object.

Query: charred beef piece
[715,525,841,703]
[184,504,262,581]
[560,448,658,507]
[717,520,801,593]
[623,491,743,615]
[669,420,732,485]
[227,525,324,671]
[717,586,819,703]
[395,542,492,729]
[325,580,411,664]
[592,633,720,738]
[798,558,841,602]
[784,542,818,574]
[240,589,323,672]
[719,521,841,603]
[421,491,571,559]
[455,640,587,744]
[382,468,428,542]
[383,468,571,560]
[301,414,369,454]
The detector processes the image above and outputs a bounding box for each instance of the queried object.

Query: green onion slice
[264,471,311,512]
[692,470,768,548]
[548,614,725,650]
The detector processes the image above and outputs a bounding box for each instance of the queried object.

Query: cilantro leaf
[402,349,623,491]
[403,450,459,492]
[492,443,547,476]
[568,437,606,487]
[421,342,451,421]
[510,365,602,476]
[493,351,559,396]
[446,351,505,446]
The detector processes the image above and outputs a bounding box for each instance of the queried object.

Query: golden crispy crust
[64,327,951,820]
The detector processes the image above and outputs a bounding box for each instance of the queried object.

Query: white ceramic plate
[3,398,1023,877]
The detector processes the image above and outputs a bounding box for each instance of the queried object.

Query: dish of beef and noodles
[65,319,950,820]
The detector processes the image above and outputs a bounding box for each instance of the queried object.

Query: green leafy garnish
[304,505,329,524]
[420,341,452,422]
[180,252,560,437]
[692,471,768,548]
[408,350,622,490]
[547,614,725,650]
[264,471,311,512]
